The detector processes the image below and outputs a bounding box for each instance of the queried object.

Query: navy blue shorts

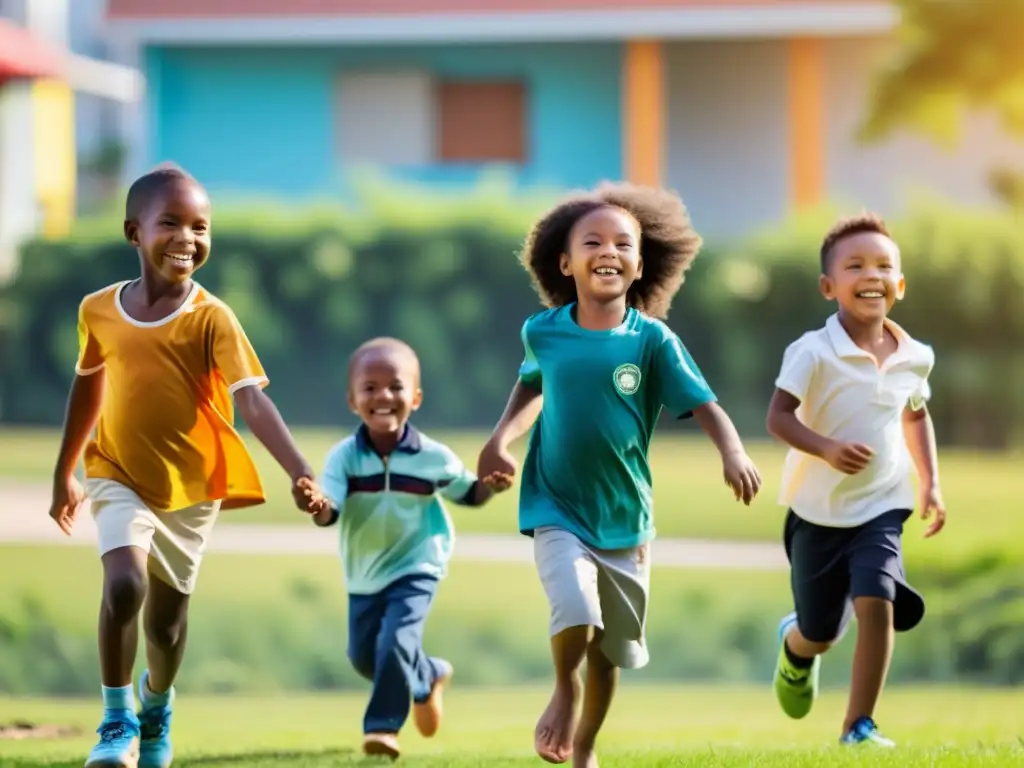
[783,508,925,643]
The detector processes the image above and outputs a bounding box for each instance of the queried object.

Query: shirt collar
[355,422,422,455]
[825,312,911,361]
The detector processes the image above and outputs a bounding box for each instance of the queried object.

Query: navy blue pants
[347,574,447,735]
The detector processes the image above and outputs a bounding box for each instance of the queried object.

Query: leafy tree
[860,0,1024,145]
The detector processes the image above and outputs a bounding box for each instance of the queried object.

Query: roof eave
[105,5,898,45]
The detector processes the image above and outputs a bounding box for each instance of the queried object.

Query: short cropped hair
[520,182,702,319]
[820,212,892,273]
[348,337,420,383]
[124,162,198,222]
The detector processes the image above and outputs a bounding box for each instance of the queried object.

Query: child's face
[820,231,904,323]
[560,207,642,305]
[348,351,423,437]
[126,180,211,285]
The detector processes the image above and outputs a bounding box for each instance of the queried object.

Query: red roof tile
[0,20,64,81]
[107,0,884,20]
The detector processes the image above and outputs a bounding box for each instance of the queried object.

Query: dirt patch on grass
[0,721,81,740]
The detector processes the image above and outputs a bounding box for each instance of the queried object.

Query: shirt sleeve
[775,337,817,402]
[210,304,269,394]
[908,345,935,411]
[437,445,482,507]
[654,329,717,419]
[75,298,104,375]
[321,442,349,512]
[518,317,542,391]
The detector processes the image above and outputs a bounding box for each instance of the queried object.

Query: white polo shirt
[775,313,935,528]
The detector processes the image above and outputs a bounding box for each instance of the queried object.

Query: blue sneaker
[137,673,175,768]
[772,611,821,720]
[85,713,140,767]
[840,716,896,747]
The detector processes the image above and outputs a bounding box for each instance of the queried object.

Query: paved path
[0,483,787,571]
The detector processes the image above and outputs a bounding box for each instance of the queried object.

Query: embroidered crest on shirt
[613,363,641,396]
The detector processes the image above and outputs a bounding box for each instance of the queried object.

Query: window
[336,71,435,166]
[437,81,527,164]
[336,72,528,167]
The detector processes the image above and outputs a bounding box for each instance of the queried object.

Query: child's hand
[823,440,874,475]
[722,451,761,506]
[292,476,328,515]
[919,484,946,538]
[478,438,518,485]
[482,472,514,493]
[49,474,85,536]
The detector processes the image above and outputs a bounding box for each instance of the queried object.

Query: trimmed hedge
[1,185,1021,446]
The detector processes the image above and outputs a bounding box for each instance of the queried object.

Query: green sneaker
[773,612,820,719]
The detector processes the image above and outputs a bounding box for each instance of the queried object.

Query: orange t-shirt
[76,281,267,512]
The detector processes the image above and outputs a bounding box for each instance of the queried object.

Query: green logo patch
[613,363,641,396]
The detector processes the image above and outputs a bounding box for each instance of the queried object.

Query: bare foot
[362,732,400,760]
[413,661,454,738]
[534,682,580,764]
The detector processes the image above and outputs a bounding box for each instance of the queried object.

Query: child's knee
[102,565,147,619]
[348,643,376,680]
[145,615,186,648]
[853,595,894,628]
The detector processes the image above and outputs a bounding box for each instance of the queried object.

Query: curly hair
[519,182,703,320]
[820,211,892,273]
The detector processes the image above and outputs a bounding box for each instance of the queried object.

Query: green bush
[2,185,1022,446]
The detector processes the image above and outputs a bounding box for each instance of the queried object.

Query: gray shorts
[533,526,651,670]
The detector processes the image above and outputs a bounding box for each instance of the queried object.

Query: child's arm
[233,386,326,515]
[653,329,760,504]
[311,442,348,527]
[479,319,544,483]
[766,338,873,474]
[49,372,105,534]
[478,381,542,482]
[766,389,873,474]
[235,386,312,481]
[210,304,325,513]
[441,444,508,508]
[693,402,761,505]
[902,404,945,537]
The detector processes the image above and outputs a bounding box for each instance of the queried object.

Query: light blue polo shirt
[518,305,717,550]
[319,424,481,595]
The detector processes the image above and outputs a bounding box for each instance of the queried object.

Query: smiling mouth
[594,267,622,277]
[371,408,397,416]
[166,254,195,269]
[856,290,885,299]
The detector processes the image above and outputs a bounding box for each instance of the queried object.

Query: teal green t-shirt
[517,305,716,550]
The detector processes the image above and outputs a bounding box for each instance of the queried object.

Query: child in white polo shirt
[766,213,946,748]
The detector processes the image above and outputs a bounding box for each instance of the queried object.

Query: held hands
[919,484,946,538]
[292,475,330,518]
[823,440,875,475]
[49,474,85,536]
[722,451,762,506]
[477,437,517,494]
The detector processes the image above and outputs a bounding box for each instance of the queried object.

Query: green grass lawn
[2,427,1021,564]
[1,686,1021,767]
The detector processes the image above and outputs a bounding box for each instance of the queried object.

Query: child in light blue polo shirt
[311,337,509,760]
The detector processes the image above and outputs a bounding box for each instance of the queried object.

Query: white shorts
[533,526,651,670]
[86,478,220,595]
